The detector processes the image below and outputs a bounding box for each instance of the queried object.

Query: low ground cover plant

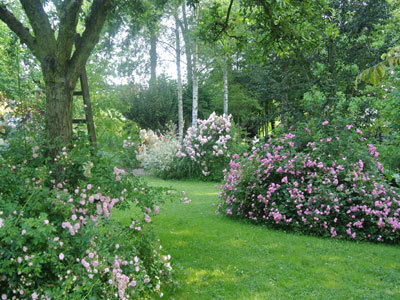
[217,123,400,243]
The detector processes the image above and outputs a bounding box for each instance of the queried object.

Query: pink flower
[346,124,353,130]
[356,128,363,134]
[144,214,151,223]
[322,120,329,126]
[273,213,282,223]
[59,253,64,260]
[44,220,49,225]
[115,244,119,249]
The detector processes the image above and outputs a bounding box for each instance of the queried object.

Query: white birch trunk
[192,46,198,128]
[222,60,228,116]
[192,2,200,128]
[192,4,199,129]
[174,15,183,142]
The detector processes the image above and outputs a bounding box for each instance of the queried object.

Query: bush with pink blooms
[172,112,241,181]
[0,130,173,298]
[217,125,400,243]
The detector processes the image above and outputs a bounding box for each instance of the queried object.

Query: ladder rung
[73,91,83,96]
[73,119,86,124]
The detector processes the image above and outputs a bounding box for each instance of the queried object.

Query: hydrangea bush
[174,113,237,181]
[217,124,400,243]
[0,130,173,298]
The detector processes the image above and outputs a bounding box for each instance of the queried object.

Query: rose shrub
[172,112,242,181]
[217,124,400,243]
[0,125,173,298]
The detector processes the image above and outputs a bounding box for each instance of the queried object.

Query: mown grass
[116,176,400,300]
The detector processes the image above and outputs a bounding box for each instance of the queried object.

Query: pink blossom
[59,253,64,260]
[322,120,329,126]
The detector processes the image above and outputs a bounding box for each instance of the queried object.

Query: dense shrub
[142,132,179,178]
[0,128,173,298]
[173,113,238,181]
[217,124,400,243]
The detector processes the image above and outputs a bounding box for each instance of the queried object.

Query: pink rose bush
[174,112,236,181]
[0,141,173,298]
[217,128,400,243]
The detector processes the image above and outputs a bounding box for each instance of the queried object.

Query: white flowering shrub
[174,112,237,181]
[135,129,160,163]
[142,132,179,177]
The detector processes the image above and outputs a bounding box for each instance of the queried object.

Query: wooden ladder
[73,34,97,148]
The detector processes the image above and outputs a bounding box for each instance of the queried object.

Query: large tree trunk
[175,15,183,142]
[149,31,157,86]
[42,61,76,157]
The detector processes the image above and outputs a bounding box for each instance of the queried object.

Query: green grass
[116,176,400,300]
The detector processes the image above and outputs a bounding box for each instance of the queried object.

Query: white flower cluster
[176,112,232,177]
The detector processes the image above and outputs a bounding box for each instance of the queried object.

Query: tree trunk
[222,59,229,116]
[43,70,75,157]
[191,4,199,128]
[181,1,193,86]
[149,31,157,86]
[175,15,184,142]
[264,102,268,137]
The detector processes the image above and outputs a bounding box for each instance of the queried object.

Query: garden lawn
[115,176,400,300]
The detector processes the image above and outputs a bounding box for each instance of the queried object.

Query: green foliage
[356,45,400,86]
[123,76,178,131]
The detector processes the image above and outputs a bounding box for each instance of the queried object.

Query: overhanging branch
[20,0,56,55]
[0,4,37,55]
[57,0,83,63]
[69,0,116,84]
